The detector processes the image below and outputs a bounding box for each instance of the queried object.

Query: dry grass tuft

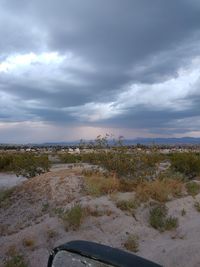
[123,234,139,252]
[84,205,113,217]
[0,188,15,209]
[136,179,183,202]
[84,173,120,196]
[46,228,58,239]
[22,238,35,249]
[62,204,85,231]
[116,198,139,212]
[5,245,27,267]
[186,182,200,196]
[118,178,137,192]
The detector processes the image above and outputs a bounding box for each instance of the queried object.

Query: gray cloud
[0,0,200,141]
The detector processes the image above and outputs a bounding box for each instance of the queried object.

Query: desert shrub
[0,188,15,208]
[22,238,35,249]
[59,154,82,163]
[62,204,84,231]
[186,182,200,196]
[118,178,138,192]
[149,204,167,231]
[84,173,120,196]
[158,170,187,182]
[52,207,65,217]
[149,204,178,232]
[170,153,200,178]
[84,205,113,217]
[13,153,50,178]
[0,154,14,171]
[83,151,136,177]
[136,179,183,202]
[181,208,186,216]
[116,199,138,212]
[194,202,200,212]
[165,216,179,230]
[0,153,50,178]
[41,203,49,213]
[46,228,58,239]
[123,234,139,252]
[82,151,163,179]
[4,247,27,267]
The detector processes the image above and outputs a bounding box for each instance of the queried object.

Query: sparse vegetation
[186,182,200,196]
[0,188,15,208]
[52,207,65,217]
[4,246,27,267]
[0,153,50,178]
[59,154,82,163]
[118,178,138,192]
[84,205,113,217]
[62,204,85,231]
[165,216,179,230]
[170,153,200,179]
[116,199,138,212]
[82,151,163,180]
[42,203,49,213]
[84,173,120,196]
[2,136,200,267]
[46,228,58,239]
[124,234,139,252]
[181,208,186,216]
[136,179,183,202]
[22,238,35,249]
[194,202,200,212]
[149,204,178,232]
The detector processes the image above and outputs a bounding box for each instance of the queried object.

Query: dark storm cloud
[44,0,200,77]
[88,104,199,128]
[1,0,200,139]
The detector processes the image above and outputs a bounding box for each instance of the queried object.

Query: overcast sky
[0,0,200,143]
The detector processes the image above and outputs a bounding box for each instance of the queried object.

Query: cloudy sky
[0,0,200,143]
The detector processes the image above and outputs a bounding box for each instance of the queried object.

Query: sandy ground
[1,165,200,267]
[0,173,27,189]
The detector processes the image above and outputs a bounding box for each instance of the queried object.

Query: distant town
[1,137,200,154]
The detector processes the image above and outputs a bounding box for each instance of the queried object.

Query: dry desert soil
[1,164,200,267]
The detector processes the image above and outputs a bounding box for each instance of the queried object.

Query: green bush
[62,204,84,231]
[165,216,179,230]
[0,154,14,171]
[170,153,200,178]
[4,246,28,267]
[13,154,50,178]
[4,253,27,267]
[186,182,200,196]
[149,204,178,232]
[149,204,167,231]
[82,151,162,179]
[59,154,82,163]
[0,153,50,178]
[0,188,15,208]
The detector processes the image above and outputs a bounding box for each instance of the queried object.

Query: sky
[0,0,200,143]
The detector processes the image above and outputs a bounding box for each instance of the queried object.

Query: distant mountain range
[124,137,200,145]
[1,137,200,146]
[37,137,200,146]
